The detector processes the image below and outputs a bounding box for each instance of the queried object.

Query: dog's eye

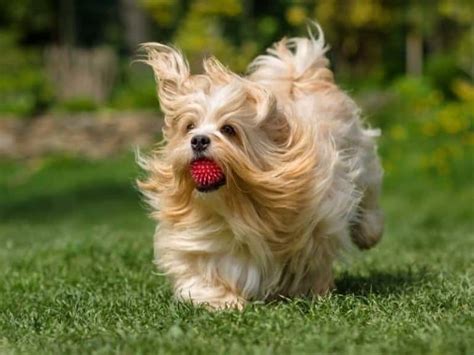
[186,123,195,132]
[221,124,236,136]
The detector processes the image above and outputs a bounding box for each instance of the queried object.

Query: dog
[138,26,384,309]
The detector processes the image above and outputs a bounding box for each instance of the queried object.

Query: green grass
[0,153,473,354]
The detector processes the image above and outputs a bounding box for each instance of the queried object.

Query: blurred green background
[0,0,472,180]
[0,2,473,353]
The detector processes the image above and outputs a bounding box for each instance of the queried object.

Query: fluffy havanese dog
[138,26,384,309]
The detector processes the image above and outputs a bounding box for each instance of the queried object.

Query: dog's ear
[246,83,290,145]
[259,107,290,146]
[140,43,190,114]
[245,82,276,123]
[202,56,235,84]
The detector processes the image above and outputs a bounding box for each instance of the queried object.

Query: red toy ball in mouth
[190,158,226,192]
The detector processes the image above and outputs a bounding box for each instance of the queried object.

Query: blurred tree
[401,0,473,78]
[59,0,76,47]
[121,0,151,52]
[437,0,474,79]
[401,0,473,93]
[0,0,56,44]
[0,0,471,115]
[141,0,317,72]
[141,0,261,72]
[314,0,395,82]
[314,0,472,83]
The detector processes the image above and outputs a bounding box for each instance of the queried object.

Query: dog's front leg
[174,274,246,310]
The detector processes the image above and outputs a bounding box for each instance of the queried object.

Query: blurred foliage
[114,0,474,182]
[108,65,158,110]
[0,0,471,114]
[53,97,99,113]
[0,32,53,116]
[142,0,263,72]
[139,0,472,80]
[0,0,55,42]
[0,0,472,182]
[375,76,473,180]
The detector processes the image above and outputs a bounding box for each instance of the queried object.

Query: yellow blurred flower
[286,6,307,26]
[452,79,474,102]
[389,125,407,141]
[141,0,175,26]
[437,105,470,135]
[350,0,390,27]
[436,160,450,175]
[462,132,474,146]
[382,160,394,174]
[446,144,463,159]
[432,147,450,175]
[421,121,438,136]
[194,0,242,16]
[420,154,431,170]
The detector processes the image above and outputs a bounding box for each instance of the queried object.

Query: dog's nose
[191,135,211,152]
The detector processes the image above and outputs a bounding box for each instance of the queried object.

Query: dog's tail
[248,23,334,97]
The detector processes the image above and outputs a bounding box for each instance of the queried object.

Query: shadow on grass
[0,181,143,222]
[255,267,433,311]
[335,266,431,296]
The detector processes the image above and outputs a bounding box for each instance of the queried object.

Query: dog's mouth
[190,157,226,192]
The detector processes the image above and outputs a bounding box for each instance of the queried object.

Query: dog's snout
[191,135,211,152]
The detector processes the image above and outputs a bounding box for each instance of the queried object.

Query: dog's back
[249,25,384,250]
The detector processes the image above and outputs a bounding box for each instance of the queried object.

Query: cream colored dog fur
[138,26,384,309]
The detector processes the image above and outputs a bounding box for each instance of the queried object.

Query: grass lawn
[0,153,472,354]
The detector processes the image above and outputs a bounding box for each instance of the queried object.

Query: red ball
[190,158,225,189]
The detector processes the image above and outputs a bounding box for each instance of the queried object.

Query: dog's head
[142,44,290,196]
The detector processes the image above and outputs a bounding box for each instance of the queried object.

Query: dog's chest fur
[189,190,338,299]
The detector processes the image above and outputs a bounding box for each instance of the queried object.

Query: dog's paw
[205,294,246,311]
[351,209,384,250]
